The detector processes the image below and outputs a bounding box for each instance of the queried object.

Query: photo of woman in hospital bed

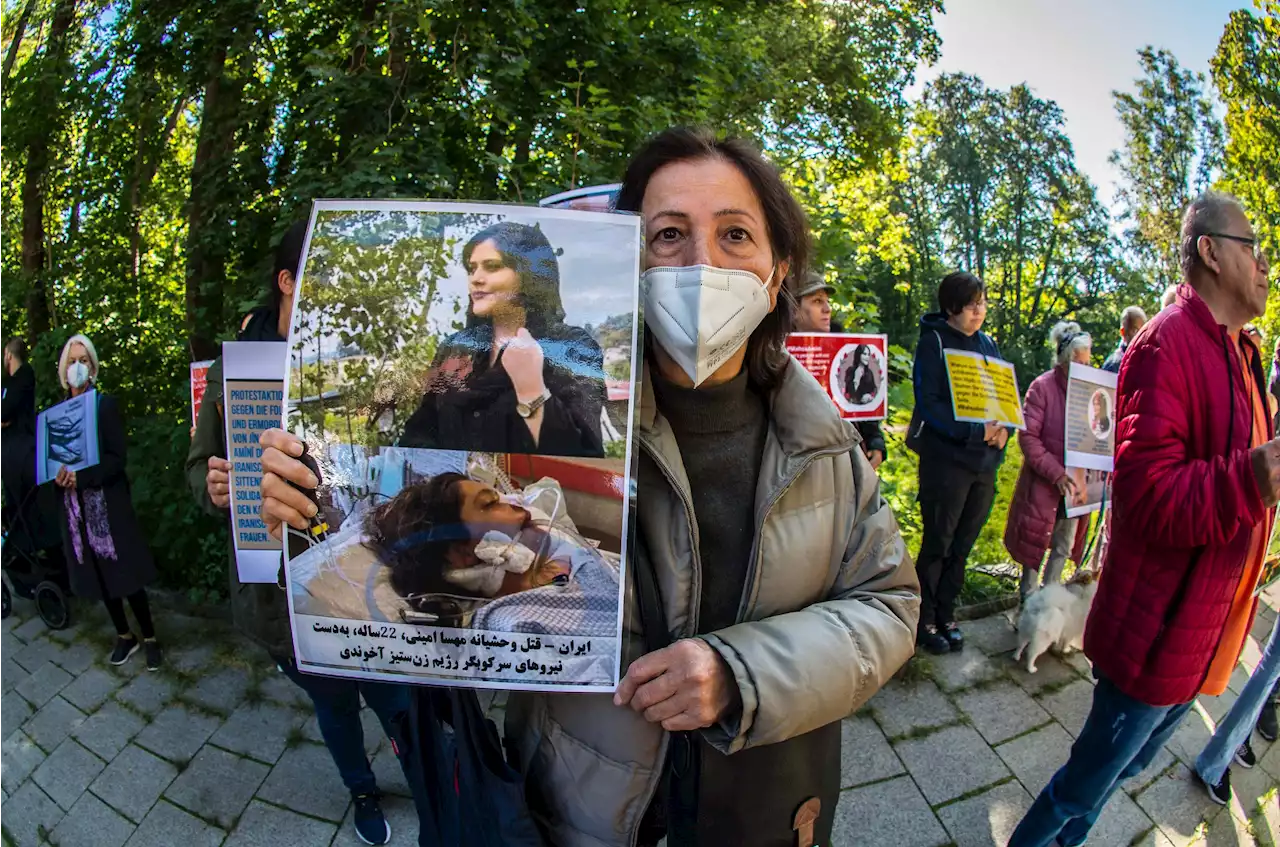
[287,474,620,641]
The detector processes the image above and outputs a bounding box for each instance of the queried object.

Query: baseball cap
[796,271,835,299]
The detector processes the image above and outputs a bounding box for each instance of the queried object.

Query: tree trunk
[21,0,77,341]
[1,0,37,87]
[185,45,245,361]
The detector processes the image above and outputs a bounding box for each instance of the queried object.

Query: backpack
[397,685,545,847]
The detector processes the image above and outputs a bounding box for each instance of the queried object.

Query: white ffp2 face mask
[641,264,774,387]
[67,362,91,390]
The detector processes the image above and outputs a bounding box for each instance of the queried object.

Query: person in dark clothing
[52,334,163,670]
[909,271,1011,655]
[399,221,606,457]
[2,338,39,529]
[185,221,406,846]
[1101,305,1147,374]
[3,338,36,435]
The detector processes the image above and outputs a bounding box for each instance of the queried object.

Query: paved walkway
[2,587,1279,847]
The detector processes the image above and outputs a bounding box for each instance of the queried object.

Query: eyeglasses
[1202,232,1266,263]
[964,299,988,313]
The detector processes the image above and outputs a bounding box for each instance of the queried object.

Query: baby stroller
[1,455,72,628]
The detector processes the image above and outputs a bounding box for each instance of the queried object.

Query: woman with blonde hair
[53,334,161,669]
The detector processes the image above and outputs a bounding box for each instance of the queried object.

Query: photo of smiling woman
[399,222,607,457]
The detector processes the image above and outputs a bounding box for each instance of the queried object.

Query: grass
[932,775,1014,811]
[284,726,308,750]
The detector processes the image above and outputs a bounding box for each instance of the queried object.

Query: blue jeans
[1197,614,1280,783]
[1009,672,1194,847]
[280,661,411,796]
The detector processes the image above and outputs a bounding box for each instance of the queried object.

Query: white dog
[1013,570,1099,673]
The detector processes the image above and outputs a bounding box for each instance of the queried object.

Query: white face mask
[641,265,774,387]
[67,362,91,389]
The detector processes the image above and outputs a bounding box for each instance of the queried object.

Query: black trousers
[915,455,997,629]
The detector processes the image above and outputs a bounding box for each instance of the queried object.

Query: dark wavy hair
[462,221,565,337]
[614,127,811,391]
[267,220,308,309]
[364,472,482,599]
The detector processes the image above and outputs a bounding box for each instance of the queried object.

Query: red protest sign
[786,333,888,421]
[190,359,214,425]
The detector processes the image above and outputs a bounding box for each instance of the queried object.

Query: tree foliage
[0,0,940,593]
[1111,46,1224,291]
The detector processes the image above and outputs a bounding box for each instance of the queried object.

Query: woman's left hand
[614,638,740,731]
[502,328,547,402]
[54,466,76,489]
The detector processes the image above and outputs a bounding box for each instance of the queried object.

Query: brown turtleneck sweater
[651,367,769,634]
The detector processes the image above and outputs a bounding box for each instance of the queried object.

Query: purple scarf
[63,487,117,564]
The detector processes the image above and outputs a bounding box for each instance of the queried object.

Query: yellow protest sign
[943,349,1025,429]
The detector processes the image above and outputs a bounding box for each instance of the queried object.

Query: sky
[906,0,1253,212]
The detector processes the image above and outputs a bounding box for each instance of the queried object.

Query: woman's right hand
[1055,475,1079,499]
[259,428,319,541]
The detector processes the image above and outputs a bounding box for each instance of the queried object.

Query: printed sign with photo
[1064,466,1108,519]
[1064,362,1118,473]
[190,359,214,426]
[36,390,100,485]
[222,342,287,583]
[943,349,1025,429]
[786,333,888,421]
[282,200,641,693]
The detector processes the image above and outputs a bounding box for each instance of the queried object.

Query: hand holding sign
[615,638,740,731]
[207,457,232,509]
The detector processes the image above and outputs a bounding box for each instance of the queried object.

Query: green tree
[1111,46,1223,292]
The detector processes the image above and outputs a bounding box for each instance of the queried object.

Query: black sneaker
[1258,701,1278,742]
[1194,767,1231,806]
[352,793,390,845]
[942,622,965,652]
[1235,739,1257,769]
[918,625,950,656]
[109,635,140,666]
[144,640,163,672]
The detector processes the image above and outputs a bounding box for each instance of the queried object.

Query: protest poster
[538,183,620,212]
[943,349,1025,429]
[1064,362,1118,472]
[35,390,100,485]
[1060,362,1117,519]
[223,342,287,583]
[282,200,641,693]
[190,359,214,425]
[786,333,888,420]
[1064,467,1109,519]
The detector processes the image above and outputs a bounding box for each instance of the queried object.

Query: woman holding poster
[909,271,1012,655]
[260,128,917,847]
[399,221,607,457]
[51,335,162,670]
[1004,321,1092,599]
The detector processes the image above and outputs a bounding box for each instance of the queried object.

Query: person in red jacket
[1004,321,1092,599]
[1010,190,1279,847]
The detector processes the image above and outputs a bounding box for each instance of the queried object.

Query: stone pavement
[3,589,1280,847]
[1,600,417,847]
[838,587,1280,847]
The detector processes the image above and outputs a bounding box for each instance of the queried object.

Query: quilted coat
[1084,284,1274,706]
[1003,367,1087,571]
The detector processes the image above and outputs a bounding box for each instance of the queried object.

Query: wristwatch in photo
[516,388,552,419]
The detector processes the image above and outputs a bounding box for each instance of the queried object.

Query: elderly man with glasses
[1010,190,1279,846]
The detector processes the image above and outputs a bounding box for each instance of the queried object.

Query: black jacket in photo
[399,322,606,457]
